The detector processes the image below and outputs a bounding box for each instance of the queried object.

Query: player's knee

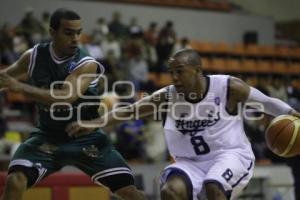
[161,184,176,199]
[161,182,186,200]
[114,185,145,200]
[5,172,27,192]
[204,183,226,200]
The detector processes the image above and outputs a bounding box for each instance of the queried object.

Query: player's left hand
[290,109,300,119]
[66,121,96,138]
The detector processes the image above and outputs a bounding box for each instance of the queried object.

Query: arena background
[0,0,300,199]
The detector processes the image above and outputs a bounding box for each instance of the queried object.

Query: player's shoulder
[32,42,49,53]
[77,47,91,58]
[36,42,48,48]
[228,76,250,102]
[229,76,248,89]
[72,47,97,64]
[18,43,42,61]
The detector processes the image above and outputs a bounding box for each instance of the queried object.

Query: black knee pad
[8,165,39,188]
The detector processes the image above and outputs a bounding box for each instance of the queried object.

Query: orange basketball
[265,115,300,157]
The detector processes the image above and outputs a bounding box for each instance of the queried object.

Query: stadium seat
[288,62,300,75]
[244,44,260,57]
[241,59,257,73]
[201,57,211,71]
[231,43,245,56]
[259,45,276,58]
[290,47,300,59]
[256,60,272,73]
[226,58,242,72]
[193,41,215,54]
[272,61,288,74]
[210,58,227,72]
[214,42,230,55]
[275,46,292,58]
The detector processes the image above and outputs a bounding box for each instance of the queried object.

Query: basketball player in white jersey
[66,49,300,200]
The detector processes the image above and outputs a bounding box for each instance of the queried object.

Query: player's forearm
[14,82,76,105]
[95,106,136,127]
[247,87,293,116]
[92,104,152,128]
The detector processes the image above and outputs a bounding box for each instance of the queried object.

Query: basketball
[265,115,300,157]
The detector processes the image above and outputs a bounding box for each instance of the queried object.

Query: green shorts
[8,129,134,191]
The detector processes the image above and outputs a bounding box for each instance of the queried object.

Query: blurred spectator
[0,92,6,138]
[115,119,148,161]
[41,11,50,40]
[16,8,44,47]
[0,24,19,65]
[83,34,104,60]
[93,17,109,42]
[107,84,149,162]
[144,40,158,73]
[155,20,176,72]
[128,17,143,38]
[144,22,158,72]
[287,78,300,111]
[108,11,128,39]
[121,40,156,92]
[101,33,121,59]
[13,33,29,55]
[144,22,158,46]
[267,76,288,102]
[143,119,167,163]
[100,50,120,88]
[173,37,192,52]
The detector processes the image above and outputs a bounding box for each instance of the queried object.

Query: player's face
[51,19,82,56]
[168,57,199,93]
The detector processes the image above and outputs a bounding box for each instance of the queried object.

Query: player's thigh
[64,133,135,192]
[9,135,62,187]
[204,153,254,199]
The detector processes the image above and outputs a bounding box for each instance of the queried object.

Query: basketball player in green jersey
[0,8,146,200]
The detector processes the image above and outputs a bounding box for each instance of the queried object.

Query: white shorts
[160,152,254,200]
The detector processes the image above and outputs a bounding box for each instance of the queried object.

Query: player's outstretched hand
[66,121,95,138]
[290,109,300,119]
[0,73,22,92]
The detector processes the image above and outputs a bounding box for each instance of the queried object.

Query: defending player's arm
[66,88,168,137]
[0,62,98,105]
[0,49,32,82]
[227,76,300,117]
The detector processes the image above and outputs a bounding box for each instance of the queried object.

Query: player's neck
[186,76,208,102]
[196,76,207,98]
[51,43,67,59]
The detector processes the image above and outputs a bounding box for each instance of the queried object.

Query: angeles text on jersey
[175,111,220,136]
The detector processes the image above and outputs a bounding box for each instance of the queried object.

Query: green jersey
[28,42,104,138]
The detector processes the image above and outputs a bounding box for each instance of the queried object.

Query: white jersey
[163,75,255,161]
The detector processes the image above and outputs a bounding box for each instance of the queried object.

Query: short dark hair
[173,49,202,67]
[50,8,81,30]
